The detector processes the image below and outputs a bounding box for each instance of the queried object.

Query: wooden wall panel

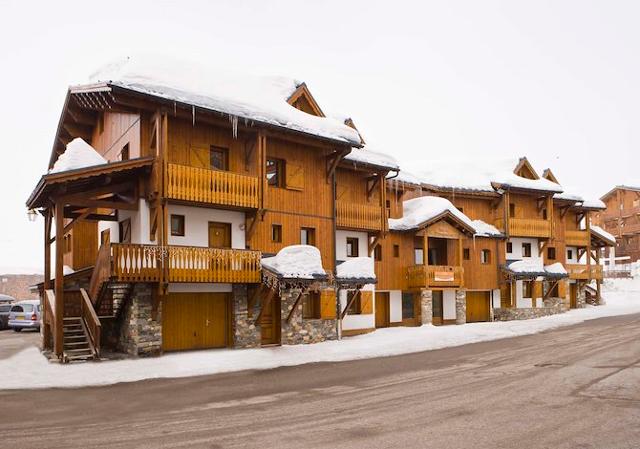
[375,232,414,291]
[91,111,141,162]
[336,168,381,205]
[461,237,502,290]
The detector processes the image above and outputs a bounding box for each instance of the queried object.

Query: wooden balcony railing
[495,218,552,238]
[165,163,259,209]
[565,230,589,247]
[336,201,384,231]
[407,265,464,289]
[566,264,603,281]
[110,243,261,284]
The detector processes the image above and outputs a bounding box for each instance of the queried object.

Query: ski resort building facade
[26,58,614,361]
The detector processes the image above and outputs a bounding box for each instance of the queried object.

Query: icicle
[229,115,238,138]
[192,105,195,126]
[173,101,177,116]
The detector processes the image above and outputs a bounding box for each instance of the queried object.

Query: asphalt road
[1,314,640,449]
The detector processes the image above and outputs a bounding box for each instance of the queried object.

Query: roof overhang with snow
[590,225,616,247]
[503,260,568,280]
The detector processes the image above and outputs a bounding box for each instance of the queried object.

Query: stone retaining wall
[117,284,162,357]
[280,288,337,345]
[232,284,261,349]
[420,289,433,325]
[455,290,466,324]
[493,297,564,321]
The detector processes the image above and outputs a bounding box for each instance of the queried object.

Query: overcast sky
[0,0,637,273]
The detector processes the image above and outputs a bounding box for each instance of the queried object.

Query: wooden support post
[547,195,554,238]
[43,209,51,290]
[504,190,510,237]
[457,237,464,287]
[254,287,276,325]
[340,288,361,320]
[54,202,64,358]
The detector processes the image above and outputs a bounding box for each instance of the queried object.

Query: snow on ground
[1,279,639,390]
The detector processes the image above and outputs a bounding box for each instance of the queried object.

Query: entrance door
[208,222,231,248]
[466,291,490,323]
[432,290,444,325]
[163,293,229,352]
[570,283,577,309]
[260,293,281,345]
[375,292,390,328]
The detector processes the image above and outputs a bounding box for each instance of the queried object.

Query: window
[346,291,362,314]
[523,281,533,298]
[542,208,548,220]
[386,200,391,218]
[463,248,470,260]
[402,292,415,319]
[414,248,424,265]
[509,203,516,217]
[547,247,556,260]
[210,146,229,170]
[266,158,285,187]
[119,218,131,244]
[480,249,491,264]
[393,244,400,258]
[120,143,130,161]
[170,214,185,237]
[522,242,532,257]
[302,292,321,319]
[507,242,513,253]
[300,227,316,246]
[346,237,359,257]
[374,245,382,261]
[567,249,573,260]
[271,224,282,243]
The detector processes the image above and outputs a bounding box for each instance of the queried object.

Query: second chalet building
[27,57,614,362]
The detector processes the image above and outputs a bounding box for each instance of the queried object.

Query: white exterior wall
[507,237,543,309]
[336,230,370,260]
[340,284,375,331]
[491,289,501,308]
[167,204,245,249]
[443,290,456,320]
[566,246,579,264]
[389,290,402,323]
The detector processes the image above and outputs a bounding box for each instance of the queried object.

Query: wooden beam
[43,209,52,290]
[254,287,276,325]
[62,122,93,141]
[62,208,96,235]
[543,280,559,300]
[368,234,381,254]
[247,285,264,318]
[340,288,361,320]
[286,291,305,324]
[538,239,549,256]
[54,202,64,358]
[63,211,118,222]
[367,175,381,200]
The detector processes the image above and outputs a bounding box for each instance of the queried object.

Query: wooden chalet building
[593,184,640,263]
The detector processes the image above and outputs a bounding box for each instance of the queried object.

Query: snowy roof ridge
[86,56,361,146]
[49,138,108,174]
[261,245,327,280]
[389,196,476,232]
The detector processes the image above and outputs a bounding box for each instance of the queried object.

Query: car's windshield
[11,304,33,313]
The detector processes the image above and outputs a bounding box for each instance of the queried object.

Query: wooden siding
[461,237,502,290]
[91,111,142,161]
[407,265,464,289]
[336,201,383,231]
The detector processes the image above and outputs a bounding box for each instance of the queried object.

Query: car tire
[13,328,21,332]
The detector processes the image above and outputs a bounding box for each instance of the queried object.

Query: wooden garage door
[163,293,229,352]
[466,291,490,323]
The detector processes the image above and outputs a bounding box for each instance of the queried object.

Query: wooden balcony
[566,264,603,281]
[165,163,259,209]
[111,243,262,284]
[565,230,589,247]
[336,201,384,231]
[495,218,552,238]
[407,265,464,289]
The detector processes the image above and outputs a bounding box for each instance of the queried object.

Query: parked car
[0,303,11,330]
[8,300,41,332]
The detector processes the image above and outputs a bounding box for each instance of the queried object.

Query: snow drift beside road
[1,279,640,390]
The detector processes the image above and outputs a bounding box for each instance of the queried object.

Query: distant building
[0,274,42,300]
[593,185,640,263]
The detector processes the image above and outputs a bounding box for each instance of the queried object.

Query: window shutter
[533,281,542,298]
[190,145,210,168]
[286,162,304,191]
[360,291,373,314]
[319,289,336,319]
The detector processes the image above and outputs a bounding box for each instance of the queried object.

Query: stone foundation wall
[493,297,564,321]
[455,290,466,324]
[280,288,337,345]
[117,284,162,357]
[420,289,433,325]
[232,284,261,349]
[576,283,587,309]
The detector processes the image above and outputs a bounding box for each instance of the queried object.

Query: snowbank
[1,280,639,390]
[389,196,475,231]
[88,56,361,145]
[261,245,326,279]
[49,138,107,174]
[336,257,376,281]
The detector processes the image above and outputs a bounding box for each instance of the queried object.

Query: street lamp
[27,209,38,222]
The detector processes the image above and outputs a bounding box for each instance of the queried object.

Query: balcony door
[208,222,231,248]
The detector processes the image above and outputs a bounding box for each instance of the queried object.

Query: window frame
[302,291,321,319]
[266,158,286,188]
[300,227,316,246]
[393,244,400,258]
[346,237,359,258]
[463,248,470,261]
[170,214,185,237]
[506,242,513,253]
[210,145,229,171]
[523,280,533,298]
[374,245,382,261]
[271,224,282,243]
[480,249,491,264]
[522,242,532,257]
[346,290,362,315]
[547,247,556,260]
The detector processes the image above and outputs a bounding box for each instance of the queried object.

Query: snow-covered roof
[554,189,584,202]
[389,196,475,232]
[505,260,567,278]
[336,257,376,283]
[417,157,563,194]
[87,56,361,146]
[387,169,423,186]
[472,220,504,238]
[580,198,606,210]
[343,146,399,170]
[591,225,616,246]
[49,138,107,174]
[261,245,327,280]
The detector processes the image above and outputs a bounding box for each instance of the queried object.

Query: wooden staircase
[62,317,97,362]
